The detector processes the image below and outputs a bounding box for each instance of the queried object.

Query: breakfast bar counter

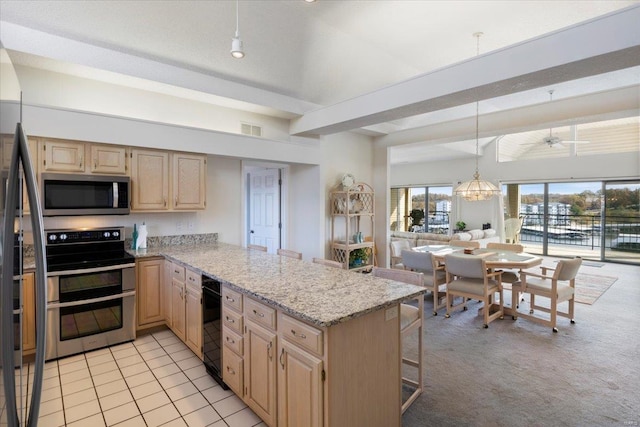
[131,242,426,427]
[135,241,426,327]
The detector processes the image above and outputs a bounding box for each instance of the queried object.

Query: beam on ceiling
[290,6,640,136]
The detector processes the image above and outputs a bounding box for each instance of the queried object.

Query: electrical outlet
[176,222,184,232]
[187,222,195,231]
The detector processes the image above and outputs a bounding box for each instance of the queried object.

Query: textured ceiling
[0,0,639,163]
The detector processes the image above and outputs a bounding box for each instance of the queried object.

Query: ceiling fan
[540,90,590,148]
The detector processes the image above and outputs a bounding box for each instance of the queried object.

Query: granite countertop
[130,242,426,327]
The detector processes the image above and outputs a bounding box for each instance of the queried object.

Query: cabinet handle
[164,198,167,207]
[179,289,183,299]
[226,296,235,303]
[175,196,178,206]
[279,348,285,369]
[79,157,83,168]
[94,159,97,169]
[226,366,235,375]
[252,309,264,318]
[226,336,235,344]
[174,269,180,274]
[225,316,235,324]
[291,329,306,339]
[267,341,273,360]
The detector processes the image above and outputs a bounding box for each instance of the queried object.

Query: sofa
[389,229,500,268]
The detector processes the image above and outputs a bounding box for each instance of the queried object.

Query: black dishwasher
[202,276,228,389]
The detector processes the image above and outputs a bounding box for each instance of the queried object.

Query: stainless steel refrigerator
[1,45,47,426]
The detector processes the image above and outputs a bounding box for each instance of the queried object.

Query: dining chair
[390,240,411,269]
[277,248,302,260]
[511,257,582,332]
[312,257,343,269]
[443,253,504,328]
[449,240,480,249]
[371,267,424,414]
[401,249,447,316]
[248,244,267,252]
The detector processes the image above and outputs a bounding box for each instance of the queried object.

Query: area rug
[574,273,618,304]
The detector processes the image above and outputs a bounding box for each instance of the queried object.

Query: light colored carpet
[574,273,617,305]
[400,257,639,427]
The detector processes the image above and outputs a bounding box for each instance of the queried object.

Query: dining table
[412,244,543,317]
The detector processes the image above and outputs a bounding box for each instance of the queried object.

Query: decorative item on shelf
[453,32,501,202]
[456,221,466,231]
[351,198,365,213]
[482,222,491,230]
[341,173,355,190]
[349,247,369,268]
[352,232,363,244]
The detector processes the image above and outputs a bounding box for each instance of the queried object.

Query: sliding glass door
[603,181,640,264]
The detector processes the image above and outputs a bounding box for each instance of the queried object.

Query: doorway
[245,166,286,253]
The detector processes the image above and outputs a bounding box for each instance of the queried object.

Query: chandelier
[454,32,501,202]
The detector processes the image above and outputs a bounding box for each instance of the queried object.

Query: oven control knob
[113,231,119,237]
[60,234,67,240]
[104,232,111,238]
[49,234,57,241]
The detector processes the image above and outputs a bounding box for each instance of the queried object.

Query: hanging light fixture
[231,0,244,59]
[454,32,501,202]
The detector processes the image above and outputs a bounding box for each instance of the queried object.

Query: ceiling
[1,0,639,163]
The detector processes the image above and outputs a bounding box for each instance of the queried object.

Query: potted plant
[349,248,369,267]
[455,220,466,231]
[409,209,425,230]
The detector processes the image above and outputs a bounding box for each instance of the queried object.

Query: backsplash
[19,232,218,259]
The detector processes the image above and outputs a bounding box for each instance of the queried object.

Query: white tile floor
[20,329,266,427]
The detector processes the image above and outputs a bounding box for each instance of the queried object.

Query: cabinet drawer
[245,298,276,331]
[222,307,243,335]
[222,346,243,397]
[171,263,185,282]
[222,328,243,356]
[222,286,243,312]
[280,314,324,356]
[186,269,201,291]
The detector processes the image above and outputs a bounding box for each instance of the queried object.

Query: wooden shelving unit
[330,182,375,271]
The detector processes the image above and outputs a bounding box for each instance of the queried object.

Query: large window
[390,186,452,233]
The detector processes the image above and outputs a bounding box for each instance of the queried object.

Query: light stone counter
[135,242,426,327]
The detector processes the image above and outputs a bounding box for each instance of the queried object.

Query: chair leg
[551,297,558,333]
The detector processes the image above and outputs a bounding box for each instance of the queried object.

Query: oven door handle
[47,290,136,309]
[47,263,136,277]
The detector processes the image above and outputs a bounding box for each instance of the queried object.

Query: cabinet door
[244,320,277,427]
[163,260,172,325]
[172,152,206,210]
[90,144,127,174]
[136,259,164,328]
[278,339,323,427]
[21,273,36,354]
[223,345,244,397]
[3,137,37,216]
[185,280,203,358]
[130,149,169,211]
[171,279,186,341]
[40,139,85,172]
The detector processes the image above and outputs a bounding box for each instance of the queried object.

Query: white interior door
[248,169,281,253]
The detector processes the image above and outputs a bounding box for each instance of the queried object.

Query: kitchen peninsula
[133,241,426,427]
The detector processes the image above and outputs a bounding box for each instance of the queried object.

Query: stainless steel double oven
[45,227,136,360]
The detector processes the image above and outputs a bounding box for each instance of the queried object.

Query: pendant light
[454,32,501,202]
[231,0,244,59]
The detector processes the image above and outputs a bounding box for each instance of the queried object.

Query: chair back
[554,257,582,281]
[390,240,410,257]
[312,257,343,269]
[487,242,524,252]
[372,267,423,286]
[505,218,523,242]
[277,248,302,260]
[443,253,486,279]
[449,240,480,249]
[401,250,434,274]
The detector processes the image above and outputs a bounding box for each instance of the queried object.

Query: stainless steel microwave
[40,173,130,216]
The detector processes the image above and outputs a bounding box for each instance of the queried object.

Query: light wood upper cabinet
[90,144,127,174]
[136,258,165,329]
[40,139,85,172]
[130,148,170,211]
[1,136,38,215]
[172,152,206,210]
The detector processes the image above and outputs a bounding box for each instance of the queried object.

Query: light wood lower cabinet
[278,339,323,427]
[21,272,36,355]
[221,283,401,427]
[136,258,165,329]
[165,262,202,358]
